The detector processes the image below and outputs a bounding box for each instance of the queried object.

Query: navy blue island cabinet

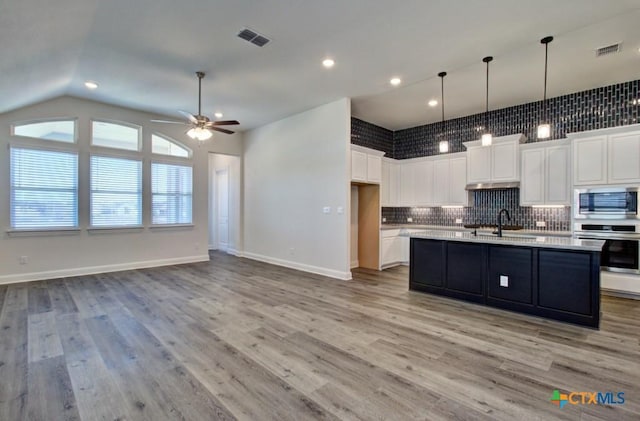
[409,237,602,328]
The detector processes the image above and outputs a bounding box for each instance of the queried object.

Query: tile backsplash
[382,188,570,231]
[353,79,639,159]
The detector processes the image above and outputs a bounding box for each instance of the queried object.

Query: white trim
[242,252,352,280]
[226,248,242,257]
[0,254,210,285]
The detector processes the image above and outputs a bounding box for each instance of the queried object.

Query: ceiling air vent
[596,43,621,57]
[237,28,270,47]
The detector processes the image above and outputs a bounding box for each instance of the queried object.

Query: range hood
[465,182,520,191]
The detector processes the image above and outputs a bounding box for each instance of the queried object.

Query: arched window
[12,119,76,143]
[152,134,191,158]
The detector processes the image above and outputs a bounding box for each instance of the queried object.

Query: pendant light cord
[482,56,493,134]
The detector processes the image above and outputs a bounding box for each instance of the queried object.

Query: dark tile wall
[350,117,394,157]
[381,188,570,231]
[352,79,640,159]
[393,79,640,159]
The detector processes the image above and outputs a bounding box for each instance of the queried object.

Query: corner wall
[243,98,351,280]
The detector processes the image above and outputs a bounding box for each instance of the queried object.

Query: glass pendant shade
[537,123,551,139]
[481,133,492,146]
[187,127,213,141]
[439,140,449,153]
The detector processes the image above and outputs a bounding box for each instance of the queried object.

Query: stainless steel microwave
[574,188,639,219]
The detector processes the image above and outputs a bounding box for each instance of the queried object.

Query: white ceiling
[1,0,640,132]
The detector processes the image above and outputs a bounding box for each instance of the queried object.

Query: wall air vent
[596,43,621,57]
[237,28,270,47]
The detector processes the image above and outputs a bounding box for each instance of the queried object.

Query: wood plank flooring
[1,251,639,420]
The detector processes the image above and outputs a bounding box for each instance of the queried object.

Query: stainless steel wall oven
[574,222,640,274]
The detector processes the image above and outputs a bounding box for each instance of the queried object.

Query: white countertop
[408,229,605,251]
[381,224,572,237]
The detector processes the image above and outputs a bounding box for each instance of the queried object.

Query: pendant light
[537,36,553,139]
[481,56,493,146]
[438,71,449,153]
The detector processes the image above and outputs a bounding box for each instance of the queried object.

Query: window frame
[150,159,194,227]
[151,133,192,159]
[89,153,144,229]
[90,118,142,152]
[10,117,78,144]
[9,144,80,232]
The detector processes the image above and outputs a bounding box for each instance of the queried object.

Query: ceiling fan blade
[151,119,188,125]
[212,127,235,135]
[178,110,198,124]
[212,120,240,126]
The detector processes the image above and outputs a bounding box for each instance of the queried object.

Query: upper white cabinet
[380,153,468,207]
[464,134,526,185]
[569,125,640,186]
[351,145,385,184]
[520,139,570,206]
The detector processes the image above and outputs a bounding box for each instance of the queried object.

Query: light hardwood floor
[1,251,639,420]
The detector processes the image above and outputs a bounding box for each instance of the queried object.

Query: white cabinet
[520,140,570,206]
[570,126,640,186]
[351,145,385,184]
[381,159,400,206]
[573,136,607,185]
[413,160,434,206]
[449,156,468,206]
[466,146,491,183]
[380,229,405,267]
[464,134,525,185]
[433,159,450,205]
[399,163,415,206]
[608,132,640,183]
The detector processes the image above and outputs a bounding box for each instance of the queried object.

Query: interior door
[216,169,229,251]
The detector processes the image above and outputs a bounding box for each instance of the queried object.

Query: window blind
[90,155,142,227]
[151,163,193,225]
[10,147,78,229]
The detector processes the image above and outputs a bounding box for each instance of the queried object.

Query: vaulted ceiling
[2,0,640,131]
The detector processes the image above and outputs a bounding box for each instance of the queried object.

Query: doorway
[209,153,241,254]
[216,169,229,252]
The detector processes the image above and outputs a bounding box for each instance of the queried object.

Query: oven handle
[575,232,640,240]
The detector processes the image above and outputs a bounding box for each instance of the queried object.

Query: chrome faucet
[496,208,511,237]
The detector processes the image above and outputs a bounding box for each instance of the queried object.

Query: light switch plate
[323,206,331,214]
[500,275,509,287]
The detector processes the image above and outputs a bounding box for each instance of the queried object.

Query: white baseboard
[242,252,351,280]
[0,254,211,285]
[350,259,359,269]
[226,248,243,257]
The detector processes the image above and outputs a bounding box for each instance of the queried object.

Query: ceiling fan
[151,71,239,140]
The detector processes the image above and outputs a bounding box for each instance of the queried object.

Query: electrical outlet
[500,275,509,287]
[382,217,387,222]
[289,247,295,255]
[536,221,546,227]
[407,217,413,223]
[336,206,344,214]
[455,218,463,224]
[19,256,28,265]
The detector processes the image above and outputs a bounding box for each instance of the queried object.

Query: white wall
[0,96,242,284]
[209,153,242,255]
[243,98,351,280]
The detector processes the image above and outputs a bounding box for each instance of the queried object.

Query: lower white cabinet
[380,229,425,268]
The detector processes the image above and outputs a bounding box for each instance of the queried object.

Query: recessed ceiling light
[322,58,335,68]
[428,99,438,107]
[84,81,98,90]
[214,112,223,119]
[390,77,402,86]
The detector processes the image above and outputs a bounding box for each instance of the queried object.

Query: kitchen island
[409,231,605,328]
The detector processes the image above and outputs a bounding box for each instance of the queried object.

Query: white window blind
[90,156,142,227]
[10,147,78,229]
[151,163,193,225]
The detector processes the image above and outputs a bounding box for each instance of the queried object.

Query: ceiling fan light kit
[537,35,554,140]
[480,56,493,146]
[152,71,239,142]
